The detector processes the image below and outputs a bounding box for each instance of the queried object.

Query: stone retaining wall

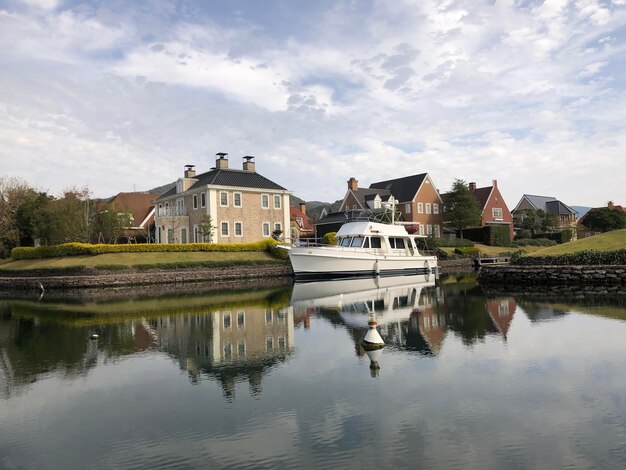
[438,258,473,272]
[0,264,293,291]
[478,265,626,286]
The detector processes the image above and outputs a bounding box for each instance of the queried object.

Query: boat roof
[336,221,411,237]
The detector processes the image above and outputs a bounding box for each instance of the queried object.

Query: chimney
[492,179,497,188]
[299,202,306,215]
[184,164,196,178]
[243,155,256,172]
[469,182,477,191]
[215,152,229,169]
[348,177,358,191]
[608,201,614,209]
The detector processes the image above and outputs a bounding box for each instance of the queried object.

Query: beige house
[155,154,291,244]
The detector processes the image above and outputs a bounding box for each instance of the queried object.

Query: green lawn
[528,229,626,257]
[0,251,280,271]
[440,244,544,257]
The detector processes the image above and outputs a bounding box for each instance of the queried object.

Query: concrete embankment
[478,265,626,286]
[0,264,293,291]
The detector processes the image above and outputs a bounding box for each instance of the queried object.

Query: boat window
[389,238,395,249]
[370,237,382,249]
[363,238,370,248]
[395,238,405,249]
[351,236,364,247]
[340,237,352,247]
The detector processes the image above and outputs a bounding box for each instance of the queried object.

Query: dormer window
[177,181,183,193]
[374,196,381,209]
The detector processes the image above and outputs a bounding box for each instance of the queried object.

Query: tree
[583,207,626,232]
[199,215,215,242]
[48,187,97,244]
[0,177,38,256]
[16,191,53,245]
[95,203,132,243]
[443,179,482,238]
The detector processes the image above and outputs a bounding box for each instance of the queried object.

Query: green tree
[443,179,482,238]
[48,186,96,244]
[95,203,132,243]
[16,191,53,246]
[0,177,38,256]
[199,214,215,242]
[583,207,626,232]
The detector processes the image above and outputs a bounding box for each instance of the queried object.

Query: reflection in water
[0,285,294,401]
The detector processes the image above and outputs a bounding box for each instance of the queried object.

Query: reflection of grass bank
[0,251,283,272]
[5,285,293,327]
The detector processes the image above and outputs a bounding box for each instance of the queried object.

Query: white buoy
[362,313,384,350]
[365,348,383,378]
[89,334,99,340]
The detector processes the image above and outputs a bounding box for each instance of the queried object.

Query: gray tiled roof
[522,195,576,215]
[369,173,428,202]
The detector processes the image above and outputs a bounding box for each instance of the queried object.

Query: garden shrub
[437,238,474,248]
[321,232,337,245]
[454,247,481,257]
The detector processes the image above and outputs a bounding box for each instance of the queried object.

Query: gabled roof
[157,168,286,201]
[101,192,156,228]
[346,188,392,209]
[518,194,576,215]
[472,187,493,210]
[290,206,314,232]
[369,173,428,203]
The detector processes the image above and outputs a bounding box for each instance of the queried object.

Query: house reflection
[148,306,295,399]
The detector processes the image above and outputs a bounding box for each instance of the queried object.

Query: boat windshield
[351,236,365,247]
[339,237,352,247]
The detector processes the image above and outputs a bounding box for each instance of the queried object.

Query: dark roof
[520,195,576,215]
[347,188,391,208]
[157,169,286,201]
[314,208,399,226]
[472,187,493,210]
[545,200,576,215]
[369,173,428,202]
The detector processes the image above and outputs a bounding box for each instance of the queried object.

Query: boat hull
[288,247,437,281]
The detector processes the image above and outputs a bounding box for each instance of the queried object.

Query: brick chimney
[243,155,256,172]
[469,182,477,191]
[299,202,306,215]
[492,179,498,188]
[184,164,196,178]
[608,201,614,209]
[348,177,358,191]
[215,152,229,169]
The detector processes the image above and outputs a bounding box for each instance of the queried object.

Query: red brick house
[337,174,444,237]
[290,203,314,241]
[469,180,514,240]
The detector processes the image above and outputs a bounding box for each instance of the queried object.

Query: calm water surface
[1,276,625,469]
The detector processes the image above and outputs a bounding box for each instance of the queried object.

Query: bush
[509,249,528,264]
[11,240,280,260]
[515,249,626,266]
[437,238,475,248]
[454,247,481,257]
[321,232,337,245]
[514,238,557,247]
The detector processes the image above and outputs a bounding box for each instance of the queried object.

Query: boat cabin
[334,222,421,256]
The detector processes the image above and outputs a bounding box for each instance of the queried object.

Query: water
[1,275,625,469]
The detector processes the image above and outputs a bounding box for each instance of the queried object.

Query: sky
[1,0,625,208]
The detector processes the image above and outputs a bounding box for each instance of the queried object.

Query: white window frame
[493,207,503,219]
[233,192,242,208]
[220,191,228,207]
[262,222,271,237]
[427,224,433,235]
[193,194,198,210]
[433,203,439,214]
[234,221,243,237]
[273,194,281,209]
[193,225,199,242]
[418,203,424,214]
[221,221,229,237]
[261,194,270,209]
[426,203,432,214]
[223,312,232,330]
[405,203,412,214]
[274,222,282,233]
[419,223,425,235]
[237,311,245,329]
[434,225,440,238]
[201,192,206,208]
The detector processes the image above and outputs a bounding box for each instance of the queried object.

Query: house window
[261,194,269,209]
[221,222,229,237]
[167,229,173,243]
[433,203,439,214]
[224,343,232,361]
[234,221,243,237]
[405,203,411,214]
[418,203,424,214]
[181,228,187,244]
[177,182,183,193]
[434,225,440,238]
[194,225,199,242]
[234,192,242,207]
[237,341,246,358]
[493,208,503,219]
[426,203,432,214]
[237,311,245,329]
[427,224,433,235]
[419,223,424,235]
[274,222,282,233]
[223,313,232,329]
[266,337,274,352]
[220,191,228,207]
[274,195,281,209]
[193,194,198,209]
[262,222,270,237]
[265,310,273,324]
[201,192,206,208]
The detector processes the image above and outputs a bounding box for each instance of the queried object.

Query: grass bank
[0,251,283,272]
[439,244,544,257]
[527,229,626,257]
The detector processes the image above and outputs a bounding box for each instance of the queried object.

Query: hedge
[436,238,475,248]
[11,240,280,260]
[514,249,626,266]
[459,226,513,247]
[513,238,557,247]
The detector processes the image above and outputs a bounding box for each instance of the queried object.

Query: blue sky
[1,0,625,207]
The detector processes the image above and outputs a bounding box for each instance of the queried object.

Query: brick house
[337,174,444,237]
[154,154,291,244]
[468,180,514,240]
[96,192,156,243]
[290,203,314,241]
[577,201,625,238]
